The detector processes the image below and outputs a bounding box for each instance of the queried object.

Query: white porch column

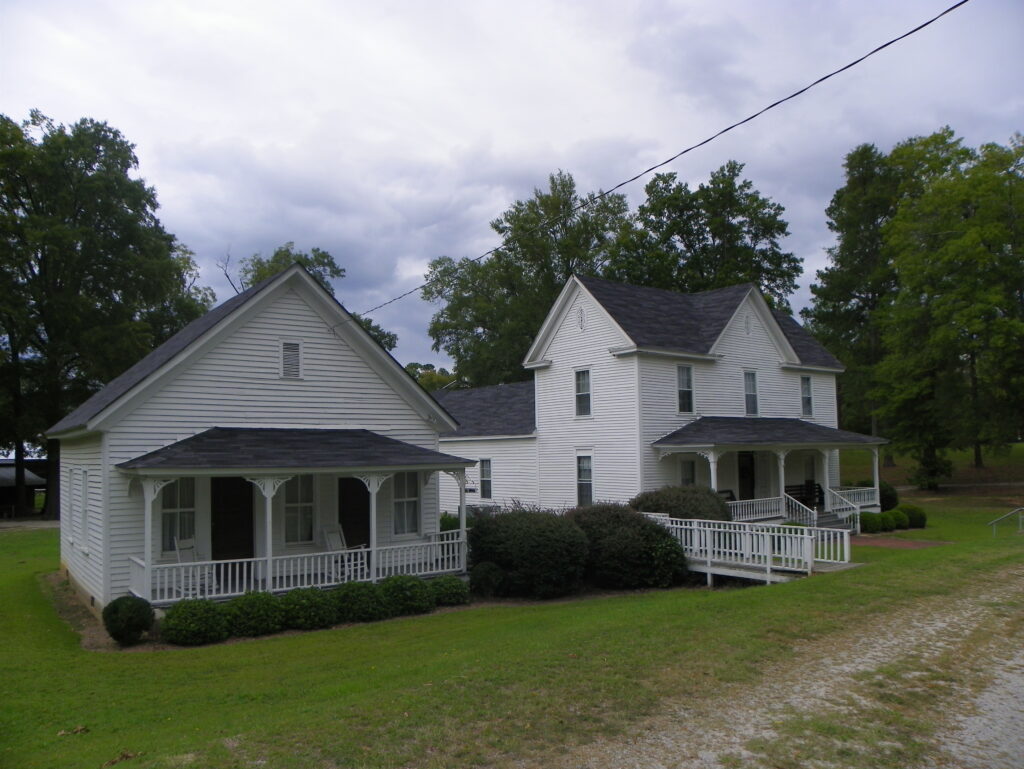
[444,469,468,573]
[698,449,719,491]
[818,450,831,512]
[774,449,789,502]
[246,477,292,593]
[871,447,880,498]
[356,473,391,583]
[141,478,174,602]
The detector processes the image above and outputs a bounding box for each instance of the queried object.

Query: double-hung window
[575,370,591,416]
[284,475,314,544]
[479,459,492,500]
[576,456,593,506]
[744,371,759,415]
[800,376,813,416]
[161,478,196,552]
[393,472,420,536]
[677,365,694,413]
[681,459,696,486]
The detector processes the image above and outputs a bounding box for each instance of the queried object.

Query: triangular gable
[49,265,458,436]
[708,288,801,364]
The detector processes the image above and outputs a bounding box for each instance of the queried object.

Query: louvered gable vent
[281,341,302,378]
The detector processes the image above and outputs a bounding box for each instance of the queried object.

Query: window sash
[677,365,694,413]
[576,456,593,506]
[801,376,813,416]
[744,371,758,415]
[161,478,196,551]
[479,459,492,500]
[393,472,420,535]
[284,475,314,543]
[681,460,696,486]
[575,370,591,416]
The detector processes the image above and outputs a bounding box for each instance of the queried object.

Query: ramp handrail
[988,507,1024,537]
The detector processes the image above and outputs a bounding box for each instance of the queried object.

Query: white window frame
[575,369,591,417]
[478,459,492,500]
[744,371,759,416]
[393,471,420,537]
[576,455,593,507]
[680,459,696,486]
[161,478,196,554]
[284,475,315,544]
[801,375,813,417]
[80,469,89,551]
[677,365,694,413]
[280,338,303,379]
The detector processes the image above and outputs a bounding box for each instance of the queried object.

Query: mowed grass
[840,441,1024,489]
[2,499,1022,769]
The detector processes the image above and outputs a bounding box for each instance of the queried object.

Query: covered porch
[118,427,473,605]
[653,417,887,529]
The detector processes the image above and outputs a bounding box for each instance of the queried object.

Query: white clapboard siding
[437,436,539,512]
[535,288,640,508]
[101,286,443,600]
[60,435,106,604]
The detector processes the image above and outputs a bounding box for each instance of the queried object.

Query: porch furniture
[321,524,367,582]
[174,537,218,597]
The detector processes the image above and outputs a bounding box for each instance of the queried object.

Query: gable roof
[432,381,535,438]
[48,265,458,436]
[574,276,840,369]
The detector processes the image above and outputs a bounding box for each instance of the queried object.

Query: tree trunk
[969,351,984,468]
[13,440,29,517]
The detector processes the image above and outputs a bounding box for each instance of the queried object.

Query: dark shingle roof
[117,427,473,471]
[48,273,282,435]
[576,275,841,369]
[653,417,885,447]
[432,381,535,438]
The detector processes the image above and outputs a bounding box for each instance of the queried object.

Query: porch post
[819,450,831,512]
[141,477,174,602]
[698,449,719,491]
[356,473,390,583]
[774,449,789,511]
[246,477,292,593]
[871,447,880,499]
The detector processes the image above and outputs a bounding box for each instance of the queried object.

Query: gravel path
[539,565,1024,769]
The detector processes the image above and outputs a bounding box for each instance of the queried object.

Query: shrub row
[859,503,926,533]
[116,574,470,647]
[628,486,731,521]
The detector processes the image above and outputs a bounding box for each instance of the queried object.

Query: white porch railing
[811,526,851,563]
[833,486,879,507]
[783,493,818,526]
[134,536,466,604]
[825,487,860,534]
[727,496,784,521]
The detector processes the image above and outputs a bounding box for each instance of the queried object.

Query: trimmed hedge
[468,510,588,599]
[899,504,927,529]
[224,591,286,637]
[859,512,882,533]
[331,581,392,623]
[102,595,155,646]
[429,575,470,606]
[469,561,505,598]
[567,504,687,589]
[379,575,436,616]
[630,486,730,521]
[859,479,899,512]
[280,588,335,630]
[889,508,910,529]
[161,599,230,646]
[878,511,897,532]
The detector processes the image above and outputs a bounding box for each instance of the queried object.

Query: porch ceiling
[116,427,474,475]
[653,416,886,452]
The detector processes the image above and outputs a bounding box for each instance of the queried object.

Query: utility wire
[360,0,972,317]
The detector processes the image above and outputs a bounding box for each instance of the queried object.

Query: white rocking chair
[174,537,217,597]
[322,524,365,583]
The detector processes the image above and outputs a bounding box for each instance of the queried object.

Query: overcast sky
[2,0,1021,369]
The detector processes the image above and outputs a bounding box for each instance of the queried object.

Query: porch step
[816,512,855,531]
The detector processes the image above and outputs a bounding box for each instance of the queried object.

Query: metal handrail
[988,507,1024,537]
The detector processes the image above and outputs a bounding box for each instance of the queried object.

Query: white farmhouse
[49,265,472,611]
[437,275,884,525]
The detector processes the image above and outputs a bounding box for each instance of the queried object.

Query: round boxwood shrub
[161,599,230,646]
[102,595,155,646]
[331,581,392,623]
[629,486,730,521]
[379,575,436,616]
[877,511,897,532]
[889,508,910,529]
[429,575,470,606]
[469,561,505,598]
[280,587,335,630]
[859,512,882,534]
[899,504,927,529]
[567,503,687,589]
[468,510,588,599]
[224,591,286,637]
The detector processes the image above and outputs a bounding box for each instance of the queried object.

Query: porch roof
[117,427,474,474]
[653,417,885,450]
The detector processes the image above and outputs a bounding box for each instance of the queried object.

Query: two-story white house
[49,265,473,612]
[437,275,884,525]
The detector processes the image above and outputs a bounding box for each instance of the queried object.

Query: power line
[360,0,972,317]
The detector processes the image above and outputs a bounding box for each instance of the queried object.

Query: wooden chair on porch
[174,537,217,597]
[321,524,365,583]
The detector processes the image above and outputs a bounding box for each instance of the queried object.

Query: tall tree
[222,242,398,351]
[0,111,215,514]
[423,171,629,385]
[404,362,459,391]
[604,162,801,309]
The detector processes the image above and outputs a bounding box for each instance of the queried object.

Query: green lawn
[2,501,1021,769]
[840,441,1024,489]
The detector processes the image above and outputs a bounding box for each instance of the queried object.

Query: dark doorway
[211,476,254,560]
[338,477,370,547]
[737,452,756,500]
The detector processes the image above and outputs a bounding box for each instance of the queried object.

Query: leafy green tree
[0,111,215,514]
[222,242,397,351]
[424,171,629,385]
[604,162,801,309]
[404,362,459,391]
